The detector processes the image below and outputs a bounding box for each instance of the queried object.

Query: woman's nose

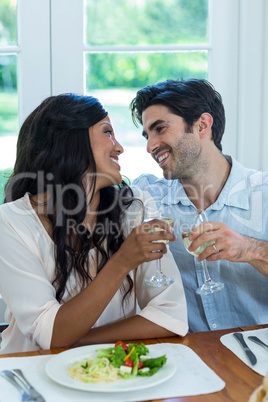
[115,139,124,154]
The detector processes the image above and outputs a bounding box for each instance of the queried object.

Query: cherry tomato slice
[138,361,144,370]
[124,358,133,367]
[114,340,128,352]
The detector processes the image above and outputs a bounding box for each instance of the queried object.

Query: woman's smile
[110,155,121,168]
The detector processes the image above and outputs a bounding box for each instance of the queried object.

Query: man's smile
[154,150,171,167]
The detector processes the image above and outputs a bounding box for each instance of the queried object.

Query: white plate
[45,343,176,392]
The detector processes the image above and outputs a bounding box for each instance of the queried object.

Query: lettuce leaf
[96,345,126,368]
[95,346,114,359]
[143,355,167,369]
[127,343,149,356]
[138,367,159,376]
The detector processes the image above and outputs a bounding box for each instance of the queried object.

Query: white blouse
[0,190,188,353]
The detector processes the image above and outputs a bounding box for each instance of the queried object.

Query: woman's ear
[198,113,213,138]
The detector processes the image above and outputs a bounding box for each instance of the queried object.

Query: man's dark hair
[130,78,225,151]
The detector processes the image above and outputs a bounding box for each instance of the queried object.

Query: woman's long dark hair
[5,94,135,304]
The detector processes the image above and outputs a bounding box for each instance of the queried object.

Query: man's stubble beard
[162,134,201,181]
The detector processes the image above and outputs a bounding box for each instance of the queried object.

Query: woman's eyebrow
[101,122,113,128]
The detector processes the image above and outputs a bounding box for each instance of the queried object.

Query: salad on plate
[67,341,167,383]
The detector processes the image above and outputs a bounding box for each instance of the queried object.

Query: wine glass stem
[201,259,212,283]
[156,258,162,275]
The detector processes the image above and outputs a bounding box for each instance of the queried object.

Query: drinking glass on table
[144,216,175,287]
[179,209,224,295]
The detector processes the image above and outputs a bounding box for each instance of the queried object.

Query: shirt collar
[161,180,193,207]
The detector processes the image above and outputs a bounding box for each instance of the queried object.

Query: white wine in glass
[179,209,224,295]
[144,217,175,287]
[182,232,213,257]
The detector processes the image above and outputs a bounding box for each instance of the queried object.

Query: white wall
[261,0,268,170]
[210,0,268,171]
[236,0,268,170]
[0,298,6,324]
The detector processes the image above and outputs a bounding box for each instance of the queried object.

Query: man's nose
[146,135,159,154]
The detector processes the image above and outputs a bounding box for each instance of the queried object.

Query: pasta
[67,357,119,383]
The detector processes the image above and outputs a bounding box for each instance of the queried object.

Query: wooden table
[1,324,267,402]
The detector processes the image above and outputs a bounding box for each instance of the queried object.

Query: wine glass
[144,216,175,287]
[179,209,224,295]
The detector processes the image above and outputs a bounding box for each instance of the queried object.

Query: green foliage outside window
[0,0,17,92]
[85,0,208,46]
[0,0,17,46]
[0,91,18,137]
[0,168,12,204]
[86,52,207,91]
[85,0,208,90]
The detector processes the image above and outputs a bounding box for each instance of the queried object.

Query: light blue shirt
[133,156,268,332]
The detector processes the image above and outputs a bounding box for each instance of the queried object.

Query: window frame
[6,0,268,170]
[17,0,51,122]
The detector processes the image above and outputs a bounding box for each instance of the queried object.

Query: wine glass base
[196,281,224,295]
[145,274,174,288]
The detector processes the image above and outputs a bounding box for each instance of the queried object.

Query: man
[131,78,268,332]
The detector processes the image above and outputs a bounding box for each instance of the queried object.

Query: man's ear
[198,113,213,138]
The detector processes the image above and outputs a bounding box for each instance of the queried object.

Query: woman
[0,94,188,353]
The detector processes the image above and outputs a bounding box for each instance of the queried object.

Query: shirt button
[212,323,217,329]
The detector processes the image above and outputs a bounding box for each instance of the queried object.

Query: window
[84,0,209,180]
[0,0,267,204]
[0,0,18,202]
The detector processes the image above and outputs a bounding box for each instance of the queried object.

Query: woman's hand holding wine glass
[143,217,175,287]
[114,217,176,280]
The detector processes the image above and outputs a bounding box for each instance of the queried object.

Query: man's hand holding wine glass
[179,210,224,295]
[188,221,260,264]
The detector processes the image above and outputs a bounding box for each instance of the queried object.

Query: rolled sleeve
[32,300,61,349]
[0,208,61,352]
